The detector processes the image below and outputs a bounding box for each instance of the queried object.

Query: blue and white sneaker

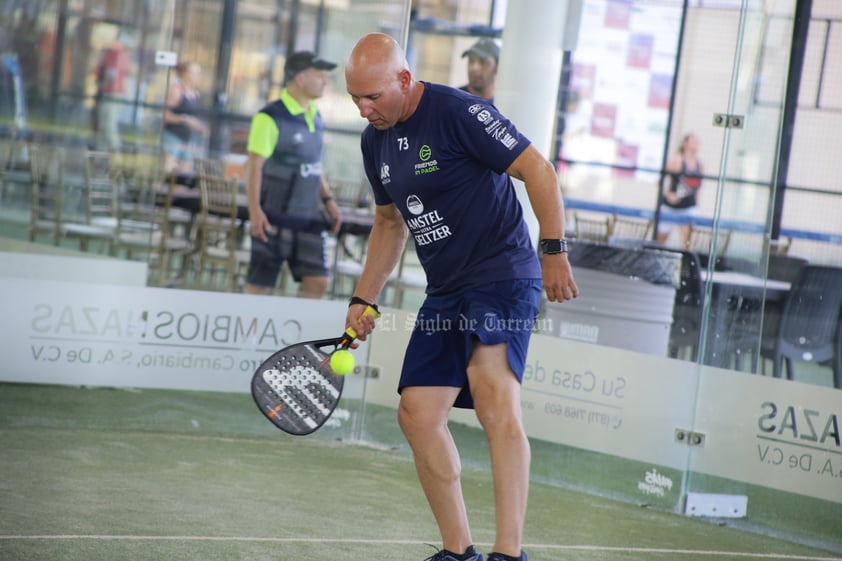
[487,551,528,561]
[424,545,483,561]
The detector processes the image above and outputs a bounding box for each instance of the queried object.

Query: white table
[700,270,790,294]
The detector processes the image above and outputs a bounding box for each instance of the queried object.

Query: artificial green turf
[0,383,839,561]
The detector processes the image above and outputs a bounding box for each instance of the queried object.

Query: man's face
[346,68,409,130]
[298,68,331,99]
[466,54,497,94]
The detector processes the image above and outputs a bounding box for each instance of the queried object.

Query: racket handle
[341,305,380,347]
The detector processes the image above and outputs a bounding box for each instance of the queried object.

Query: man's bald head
[345,33,421,130]
[346,33,408,78]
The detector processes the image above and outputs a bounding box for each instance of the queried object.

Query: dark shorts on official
[246,227,328,287]
[398,279,542,409]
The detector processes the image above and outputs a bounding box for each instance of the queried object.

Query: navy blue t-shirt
[361,82,541,295]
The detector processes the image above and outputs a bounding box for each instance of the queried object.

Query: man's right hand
[249,208,273,242]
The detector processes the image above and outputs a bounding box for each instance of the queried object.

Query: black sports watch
[540,239,568,255]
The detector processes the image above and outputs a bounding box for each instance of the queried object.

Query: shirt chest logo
[404,195,452,247]
[414,144,440,176]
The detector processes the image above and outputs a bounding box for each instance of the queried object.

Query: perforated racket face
[250,339,344,435]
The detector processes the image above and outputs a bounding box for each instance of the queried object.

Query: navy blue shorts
[246,227,328,287]
[398,279,542,409]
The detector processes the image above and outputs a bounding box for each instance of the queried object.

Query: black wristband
[322,196,334,204]
[349,296,378,311]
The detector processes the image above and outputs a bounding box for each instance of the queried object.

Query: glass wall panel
[1,1,177,278]
[685,0,842,551]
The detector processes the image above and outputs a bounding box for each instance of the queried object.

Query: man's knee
[398,391,447,437]
[397,398,423,436]
[471,380,523,436]
[298,275,328,298]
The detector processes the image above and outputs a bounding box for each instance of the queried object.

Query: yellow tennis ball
[329,349,355,376]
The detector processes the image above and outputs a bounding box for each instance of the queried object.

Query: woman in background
[162,61,208,175]
[657,133,704,248]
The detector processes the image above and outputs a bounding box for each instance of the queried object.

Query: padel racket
[251,304,379,436]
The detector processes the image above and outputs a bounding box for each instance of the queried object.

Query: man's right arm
[246,152,270,241]
[345,203,408,340]
[246,113,278,241]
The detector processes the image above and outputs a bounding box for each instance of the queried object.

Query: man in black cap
[244,51,342,298]
[458,37,500,102]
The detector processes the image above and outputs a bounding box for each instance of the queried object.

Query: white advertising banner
[3,278,839,504]
[692,371,842,503]
[0,278,355,393]
[366,309,842,504]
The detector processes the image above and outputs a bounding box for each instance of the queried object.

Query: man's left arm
[506,145,579,303]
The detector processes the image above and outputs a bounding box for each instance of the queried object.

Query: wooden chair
[573,212,611,243]
[0,127,26,204]
[328,181,376,298]
[195,157,225,181]
[62,150,121,252]
[109,168,194,286]
[151,174,196,286]
[687,223,731,255]
[28,143,66,246]
[331,178,372,211]
[193,170,250,291]
[121,153,193,238]
[610,215,653,240]
[330,239,367,299]
[329,201,388,297]
[768,236,792,256]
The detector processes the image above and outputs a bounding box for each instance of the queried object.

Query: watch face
[541,239,567,253]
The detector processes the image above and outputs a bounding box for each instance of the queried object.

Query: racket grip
[341,305,380,346]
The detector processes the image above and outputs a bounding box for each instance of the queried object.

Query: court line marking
[0,535,839,560]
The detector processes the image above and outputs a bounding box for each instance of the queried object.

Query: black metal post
[208,0,238,155]
[770,0,812,240]
[651,0,689,241]
[48,0,69,124]
[286,0,301,54]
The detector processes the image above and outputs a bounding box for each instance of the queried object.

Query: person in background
[343,33,578,561]
[657,133,704,248]
[93,31,131,152]
[458,37,499,102]
[243,51,342,299]
[162,61,208,175]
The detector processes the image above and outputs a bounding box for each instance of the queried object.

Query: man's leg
[398,386,474,555]
[677,224,691,250]
[243,283,272,295]
[467,342,530,558]
[298,275,328,299]
[102,100,122,152]
[95,103,109,151]
[292,231,329,299]
[244,234,280,296]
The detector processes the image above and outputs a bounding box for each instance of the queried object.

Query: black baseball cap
[284,51,337,81]
[461,38,500,61]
